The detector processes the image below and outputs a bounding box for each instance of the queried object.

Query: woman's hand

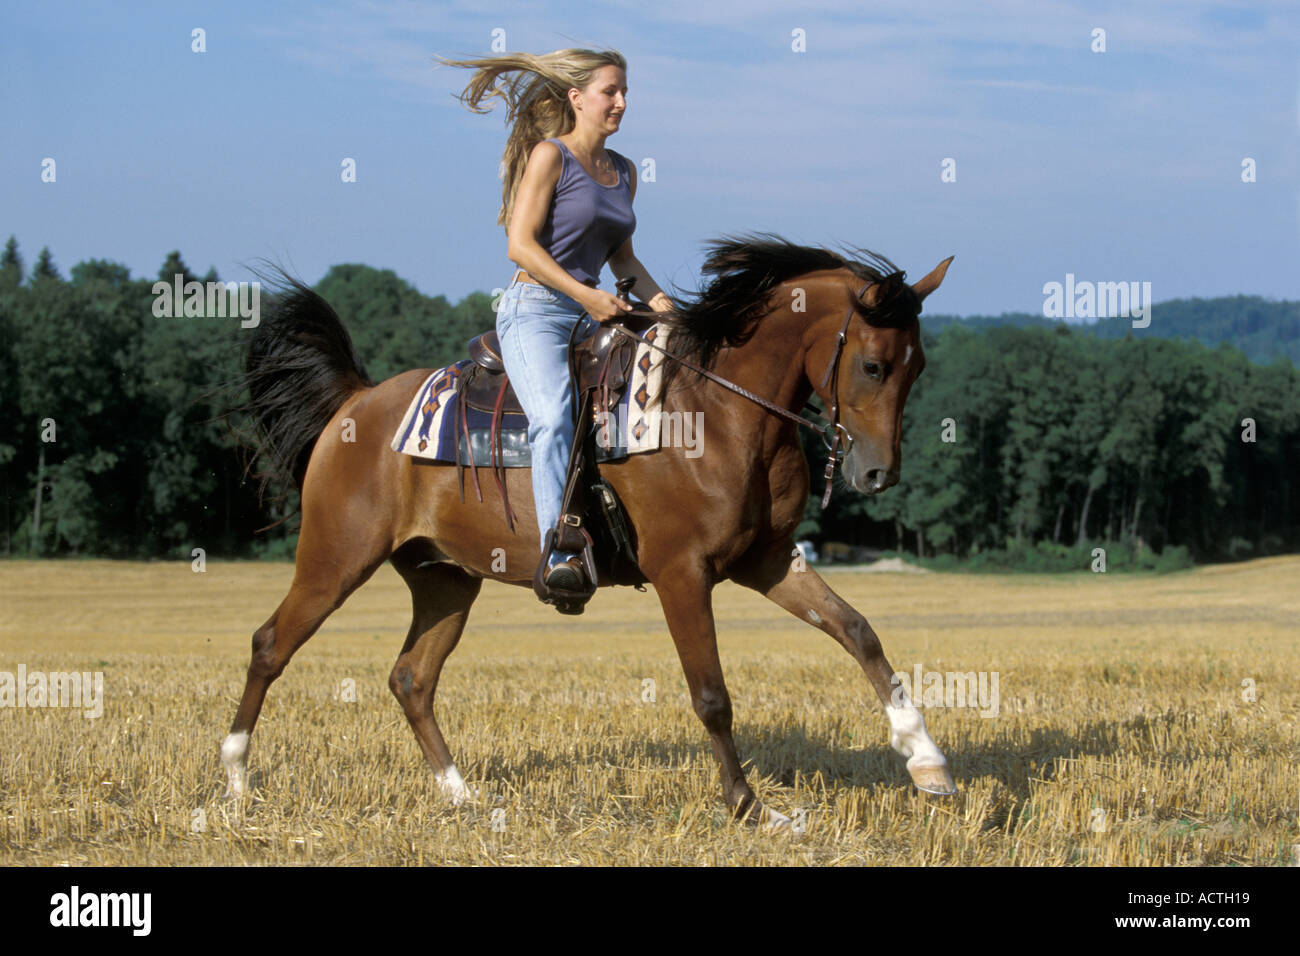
[581,288,636,324]
[648,292,676,313]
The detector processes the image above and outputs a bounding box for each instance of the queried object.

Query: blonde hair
[436,47,627,229]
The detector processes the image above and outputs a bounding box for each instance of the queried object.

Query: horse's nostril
[862,468,897,493]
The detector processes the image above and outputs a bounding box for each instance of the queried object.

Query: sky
[2,0,1297,318]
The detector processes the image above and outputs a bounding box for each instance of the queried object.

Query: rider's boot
[542,548,585,592]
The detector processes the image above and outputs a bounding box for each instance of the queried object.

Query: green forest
[1,236,1296,570]
[924,295,1299,366]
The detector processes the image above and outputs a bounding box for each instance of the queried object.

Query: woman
[440,48,676,598]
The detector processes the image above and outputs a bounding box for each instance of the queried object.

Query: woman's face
[572,65,627,133]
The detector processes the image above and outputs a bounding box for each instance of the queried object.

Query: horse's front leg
[731,548,957,795]
[653,564,793,830]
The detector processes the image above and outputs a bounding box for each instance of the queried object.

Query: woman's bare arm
[608,240,673,311]
[608,156,674,312]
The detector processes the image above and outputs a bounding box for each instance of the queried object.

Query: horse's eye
[862,360,882,380]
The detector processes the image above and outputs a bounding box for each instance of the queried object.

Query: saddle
[462,323,647,415]
[452,277,658,613]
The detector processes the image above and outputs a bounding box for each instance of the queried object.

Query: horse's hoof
[738,799,792,832]
[758,805,793,832]
[436,766,476,805]
[224,766,248,801]
[221,732,251,801]
[444,785,480,807]
[909,763,957,795]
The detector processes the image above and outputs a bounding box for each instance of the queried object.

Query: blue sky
[3,0,1297,317]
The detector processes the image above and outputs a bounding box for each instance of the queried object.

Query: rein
[609,280,871,508]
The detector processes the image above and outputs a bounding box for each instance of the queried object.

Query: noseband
[610,279,873,508]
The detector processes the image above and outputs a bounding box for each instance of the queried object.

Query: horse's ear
[911,256,954,302]
[860,271,908,309]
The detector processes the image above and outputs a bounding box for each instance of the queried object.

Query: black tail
[229,269,374,510]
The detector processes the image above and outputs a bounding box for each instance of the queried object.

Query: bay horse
[222,234,956,829]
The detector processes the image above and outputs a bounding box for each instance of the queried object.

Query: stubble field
[1,556,1296,865]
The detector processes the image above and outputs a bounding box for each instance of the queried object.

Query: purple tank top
[536,138,636,285]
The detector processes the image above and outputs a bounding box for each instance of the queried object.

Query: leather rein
[608,280,872,508]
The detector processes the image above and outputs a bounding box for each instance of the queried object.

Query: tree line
[1,236,1295,566]
[924,294,1299,366]
[806,321,1298,568]
[0,239,494,558]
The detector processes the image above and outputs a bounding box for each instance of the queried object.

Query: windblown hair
[223,266,373,521]
[658,231,919,394]
[435,47,627,228]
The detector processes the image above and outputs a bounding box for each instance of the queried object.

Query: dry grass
[1,556,1296,865]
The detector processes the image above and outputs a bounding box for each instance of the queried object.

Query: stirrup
[532,528,597,615]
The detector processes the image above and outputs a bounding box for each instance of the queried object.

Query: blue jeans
[496,278,599,555]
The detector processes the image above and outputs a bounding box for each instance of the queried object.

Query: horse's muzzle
[858,466,900,495]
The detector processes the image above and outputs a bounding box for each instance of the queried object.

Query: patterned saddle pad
[390,324,673,467]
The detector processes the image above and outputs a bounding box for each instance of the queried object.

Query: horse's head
[807,256,954,495]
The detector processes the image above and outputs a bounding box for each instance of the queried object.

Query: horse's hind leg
[730,546,956,795]
[388,560,482,804]
[222,546,387,799]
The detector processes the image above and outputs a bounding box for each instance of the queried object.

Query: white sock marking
[221,731,250,797]
[886,700,947,769]
[436,764,472,805]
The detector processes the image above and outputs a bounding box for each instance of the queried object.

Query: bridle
[816,280,872,505]
[610,279,873,508]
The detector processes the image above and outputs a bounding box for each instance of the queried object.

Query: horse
[222,233,955,829]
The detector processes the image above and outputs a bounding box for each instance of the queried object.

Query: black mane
[658,232,915,393]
